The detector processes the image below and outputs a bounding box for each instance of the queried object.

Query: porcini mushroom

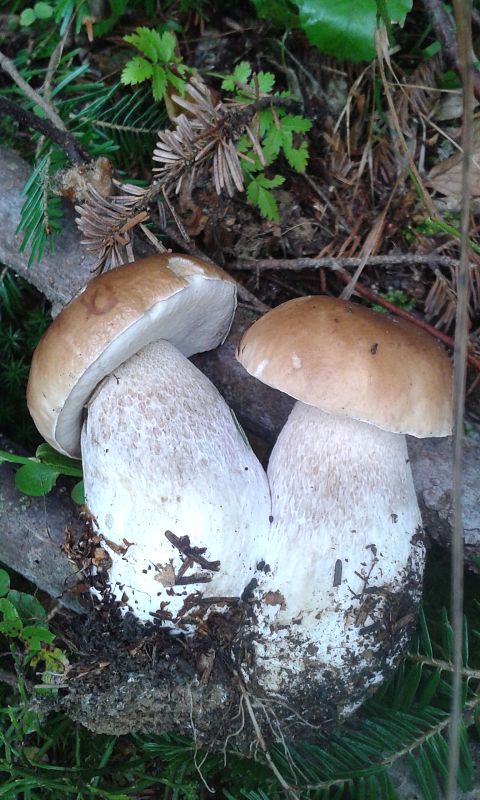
[27,254,271,622]
[237,296,452,716]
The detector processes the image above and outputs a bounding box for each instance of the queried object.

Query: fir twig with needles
[76,75,301,271]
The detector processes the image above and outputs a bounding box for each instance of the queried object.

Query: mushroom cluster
[27,254,270,622]
[27,268,453,725]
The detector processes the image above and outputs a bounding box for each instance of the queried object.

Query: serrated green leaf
[165,69,185,94]
[262,125,283,162]
[257,174,285,189]
[256,71,275,94]
[20,8,36,25]
[124,27,161,62]
[121,57,154,86]
[281,114,312,133]
[151,65,167,101]
[284,140,309,172]
[0,570,10,597]
[22,625,55,652]
[7,590,46,623]
[233,61,252,86]
[34,1,53,18]
[247,177,282,221]
[0,598,23,637]
[71,480,85,505]
[297,0,413,62]
[156,30,177,62]
[14,461,60,496]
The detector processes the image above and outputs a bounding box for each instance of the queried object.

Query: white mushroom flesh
[81,339,271,623]
[250,401,425,703]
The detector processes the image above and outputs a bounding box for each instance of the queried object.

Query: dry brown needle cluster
[75,182,156,271]
[75,76,263,272]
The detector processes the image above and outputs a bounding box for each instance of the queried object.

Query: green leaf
[121,57,154,86]
[35,444,82,476]
[246,174,284,221]
[165,69,186,94]
[262,125,283,162]
[7,590,46,623]
[71,480,85,505]
[151,65,167,102]
[155,31,177,63]
[33,1,53,18]
[256,71,276,94]
[257,174,285,189]
[14,461,60,496]
[0,570,10,597]
[0,598,23,637]
[284,139,309,172]
[297,0,413,62]
[20,7,36,25]
[22,625,55,652]
[124,27,160,62]
[222,62,251,92]
[281,114,312,133]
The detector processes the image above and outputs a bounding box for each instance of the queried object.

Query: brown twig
[0,96,87,165]
[0,48,66,131]
[233,254,463,272]
[447,1,473,796]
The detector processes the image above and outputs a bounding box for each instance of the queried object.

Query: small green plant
[222,62,311,221]
[372,287,414,312]
[0,568,67,686]
[19,1,53,26]
[121,27,191,103]
[0,443,84,503]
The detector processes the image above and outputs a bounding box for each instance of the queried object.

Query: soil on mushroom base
[43,535,424,750]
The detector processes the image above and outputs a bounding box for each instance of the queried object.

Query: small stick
[233,253,466,272]
[0,48,66,132]
[0,97,87,165]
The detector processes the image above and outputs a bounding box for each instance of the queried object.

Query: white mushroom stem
[81,339,271,624]
[250,402,425,707]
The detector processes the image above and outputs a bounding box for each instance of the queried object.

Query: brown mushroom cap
[27,254,236,458]
[236,296,452,438]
